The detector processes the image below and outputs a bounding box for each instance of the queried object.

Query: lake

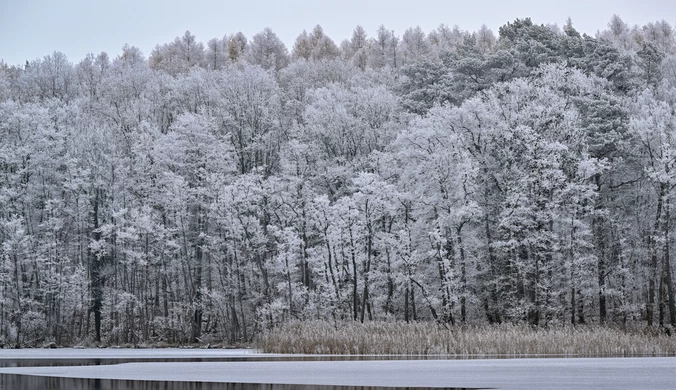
[0,349,674,389]
[0,349,480,389]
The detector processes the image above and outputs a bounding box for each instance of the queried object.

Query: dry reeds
[255,321,676,357]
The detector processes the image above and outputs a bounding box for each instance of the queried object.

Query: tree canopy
[2,16,676,347]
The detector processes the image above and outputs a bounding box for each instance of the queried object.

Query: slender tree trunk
[592,174,607,324]
[404,285,409,323]
[385,246,394,315]
[349,228,359,322]
[484,213,500,323]
[437,234,453,324]
[234,246,247,341]
[300,199,312,290]
[12,252,22,347]
[359,234,373,323]
[659,268,666,326]
[456,225,468,324]
[664,194,676,326]
[411,287,417,321]
[648,184,664,326]
[598,260,607,322]
[324,229,340,301]
[192,242,203,343]
[285,254,293,318]
[90,188,103,343]
[570,215,577,326]
[360,209,372,323]
[382,216,395,316]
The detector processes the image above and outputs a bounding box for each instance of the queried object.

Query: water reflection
[0,355,466,368]
[0,374,481,390]
[0,355,442,368]
[0,355,490,389]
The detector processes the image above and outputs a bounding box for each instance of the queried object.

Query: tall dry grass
[256,321,676,357]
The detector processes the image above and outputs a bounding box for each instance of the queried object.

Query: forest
[1,15,676,347]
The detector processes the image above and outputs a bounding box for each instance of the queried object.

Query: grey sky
[1,0,674,66]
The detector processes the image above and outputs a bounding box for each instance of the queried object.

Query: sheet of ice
[0,348,259,360]
[1,356,675,389]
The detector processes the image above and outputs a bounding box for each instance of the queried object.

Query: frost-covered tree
[149,31,205,75]
[4,16,676,347]
[247,28,290,71]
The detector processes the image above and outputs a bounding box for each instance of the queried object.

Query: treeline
[1,16,676,347]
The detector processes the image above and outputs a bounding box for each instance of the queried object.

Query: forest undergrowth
[256,321,676,357]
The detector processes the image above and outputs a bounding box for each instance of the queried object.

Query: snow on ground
[0,352,675,390]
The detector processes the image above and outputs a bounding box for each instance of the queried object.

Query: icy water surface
[1,349,675,389]
[0,352,481,390]
[0,374,479,390]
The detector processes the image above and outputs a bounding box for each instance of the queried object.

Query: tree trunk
[191,242,203,343]
[437,240,452,324]
[12,252,22,347]
[324,229,340,302]
[570,215,577,326]
[593,174,607,324]
[285,254,293,318]
[648,183,664,326]
[360,216,372,323]
[350,228,359,322]
[90,188,104,343]
[300,200,312,290]
[404,285,409,323]
[484,214,500,323]
[456,226,468,324]
[659,269,666,326]
[664,194,676,326]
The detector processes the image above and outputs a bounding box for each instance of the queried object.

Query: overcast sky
[1,0,674,66]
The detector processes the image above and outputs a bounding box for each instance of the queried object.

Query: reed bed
[255,321,676,357]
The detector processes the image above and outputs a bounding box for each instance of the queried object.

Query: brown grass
[255,321,676,357]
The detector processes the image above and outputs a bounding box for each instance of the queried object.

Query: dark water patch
[0,358,245,368]
[0,354,511,368]
[2,353,672,368]
[0,374,486,390]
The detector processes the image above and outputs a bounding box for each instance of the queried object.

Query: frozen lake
[0,349,675,389]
